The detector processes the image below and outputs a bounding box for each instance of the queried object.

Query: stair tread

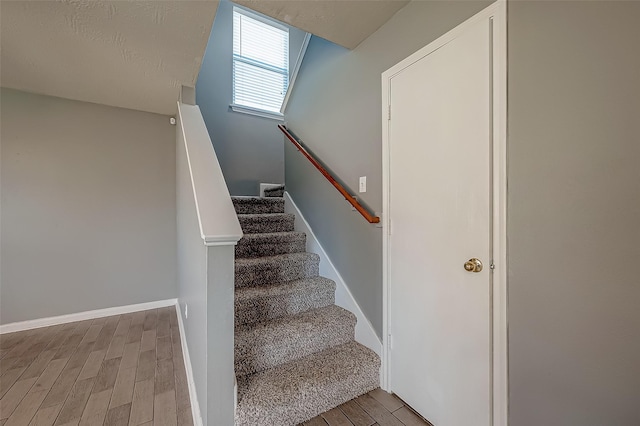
[235,305,355,376]
[239,231,305,241]
[235,252,320,288]
[237,213,294,218]
[232,196,283,200]
[235,341,380,426]
[236,231,307,258]
[235,277,336,326]
[235,277,334,300]
[235,231,307,259]
[236,304,353,341]
[237,213,295,234]
[232,197,285,214]
[235,251,319,266]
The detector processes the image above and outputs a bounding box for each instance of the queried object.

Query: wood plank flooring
[300,388,433,426]
[0,307,192,426]
[2,308,432,426]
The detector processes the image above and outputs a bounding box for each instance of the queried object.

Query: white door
[387,15,493,426]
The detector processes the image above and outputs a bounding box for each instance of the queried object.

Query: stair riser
[235,286,335,326]
[235,309,356,376]
[235,342,380,426]
[232,199,285,215]
[235,258,319,288]
[235,239,306,258]
[239,216,295,233]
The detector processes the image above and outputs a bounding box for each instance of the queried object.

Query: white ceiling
[233,0,409,49]
[0,1,219,115]
[0,0,408,115]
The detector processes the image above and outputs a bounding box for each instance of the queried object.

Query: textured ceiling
[232,0,409,49]
[0,1,219,115]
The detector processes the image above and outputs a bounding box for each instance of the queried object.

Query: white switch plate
[359,176,367,193]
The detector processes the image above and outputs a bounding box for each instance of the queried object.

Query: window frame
[230,7,289,121]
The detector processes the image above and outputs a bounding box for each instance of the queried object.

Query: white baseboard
[284,192,383,357]
[1,298,203,425]
[0,299,178,334]
[175,302,203,426]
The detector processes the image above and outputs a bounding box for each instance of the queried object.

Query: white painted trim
[175,302,204,426]
[229,104,284,121]
[203,237,241,247]
[490,3,509,425]
[178,102,243,247]
[284,192,383,360]
[1,298,205,424]
[381,2,508,425]
[0,299,177,334]
[281,32,312,114]
[232,5,289,32]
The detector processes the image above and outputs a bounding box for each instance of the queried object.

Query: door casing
[381,2,507,425]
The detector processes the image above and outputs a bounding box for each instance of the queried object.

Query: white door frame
[381,2,507,425]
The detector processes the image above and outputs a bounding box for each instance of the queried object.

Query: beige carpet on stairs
[232,189,380,426]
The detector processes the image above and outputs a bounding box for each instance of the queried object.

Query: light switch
[359,176,367,193]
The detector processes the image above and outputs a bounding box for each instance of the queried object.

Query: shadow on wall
[285,142,383,336]
[196,0,307,196]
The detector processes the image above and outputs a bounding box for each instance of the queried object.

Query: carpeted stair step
[264,185,285,198]
[235,252,320,288]
[235,305,355,376]
[238,213,295,234]
[232,196,285,214]
[235,277,336,326]
[235,231,306,259]
[235,341,380,426]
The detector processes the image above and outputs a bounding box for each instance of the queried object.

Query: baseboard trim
[175,302,203,426]
[1,298,203,424]
[284,192,383,357]
[0,299,178,334]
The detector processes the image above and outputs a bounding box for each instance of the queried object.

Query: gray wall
[285,1,492,336]
[176,106,236,425]
[286,0,640,423]
[206,245,235,426]
[176,112,236,425]
[175,115,209,423]
[196,0,307,196]
[507,2,640,425]
[0,88,177,324]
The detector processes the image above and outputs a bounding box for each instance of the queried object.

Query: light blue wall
[196,0,306,196]
[284,1,492,337]
[285,1,640,424]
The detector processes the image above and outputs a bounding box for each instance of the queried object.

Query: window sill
[230,104,284,121]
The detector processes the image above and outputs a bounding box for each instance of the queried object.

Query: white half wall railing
[176,99,242,426]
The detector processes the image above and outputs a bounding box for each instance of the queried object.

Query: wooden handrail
[278,125,380,224]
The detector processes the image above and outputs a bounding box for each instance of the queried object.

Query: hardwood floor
[2,308,431,426]
[301,388,433,426]
[0,307,192,425]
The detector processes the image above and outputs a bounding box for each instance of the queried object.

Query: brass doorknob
[464,258,483,273]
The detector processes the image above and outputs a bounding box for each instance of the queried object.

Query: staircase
[232,189,380,425]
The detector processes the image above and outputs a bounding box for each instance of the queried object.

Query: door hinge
[388,105,391,121]
[388,334,393,350]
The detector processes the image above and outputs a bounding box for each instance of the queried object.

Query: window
[232,8,289,117]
